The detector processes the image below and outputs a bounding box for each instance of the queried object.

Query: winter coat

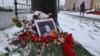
[80,2,85,12]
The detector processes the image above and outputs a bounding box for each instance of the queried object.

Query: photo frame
[34,18,57,37]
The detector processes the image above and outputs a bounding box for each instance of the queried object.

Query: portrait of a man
[35,19,56,37]
[43,25,51,37]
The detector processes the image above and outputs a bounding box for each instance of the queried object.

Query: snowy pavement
[0,11,100,56]
[0,12,28,30]
[0,26,23,55]
[61,11,100,20]
[58,12,100,56]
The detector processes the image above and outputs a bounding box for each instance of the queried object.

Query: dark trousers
[80,10,85,16]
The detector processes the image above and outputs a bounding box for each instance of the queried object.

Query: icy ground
[58,12,100,56]
[0,11,100,56]
[62,11,100,19]
[0,26,23,56]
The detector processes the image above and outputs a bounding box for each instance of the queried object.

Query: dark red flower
[64,33,73,48]
[31,34,39,42]
[24,30,32,36]
[9,40,21,45]
[32,24,36,29]
[18,34,28,40]
[31,34,36,41]
[22,19,29,24]
[38,36,44,42]
[62,33,76,56]
[43,35,51,44]
[62,43,76,56]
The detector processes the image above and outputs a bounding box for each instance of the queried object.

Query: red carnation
[62,33,76,56]
[31,34,36,42]
[31,35,39,42]
[22,19,29,24]
[18,34,28,40]
[43,35,51,44]
[62,43,76,56]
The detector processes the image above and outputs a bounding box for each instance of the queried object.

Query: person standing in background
[80,1,85,16]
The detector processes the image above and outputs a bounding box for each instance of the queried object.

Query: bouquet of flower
[2,11,76,56]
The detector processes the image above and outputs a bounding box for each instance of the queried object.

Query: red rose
[62,33,76,56]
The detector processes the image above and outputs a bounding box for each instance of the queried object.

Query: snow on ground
[58,13,100,56]
[0,26,23,55]
[0,11,100,56]
[61,11,100,19]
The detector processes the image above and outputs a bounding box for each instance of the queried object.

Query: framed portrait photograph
[34,18,57,37]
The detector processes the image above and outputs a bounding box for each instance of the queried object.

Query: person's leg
[80,9,82,16]
[83,11,84,16]
[80,11,81,16]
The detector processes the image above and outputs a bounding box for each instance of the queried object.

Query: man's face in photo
[45,25,51,33]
